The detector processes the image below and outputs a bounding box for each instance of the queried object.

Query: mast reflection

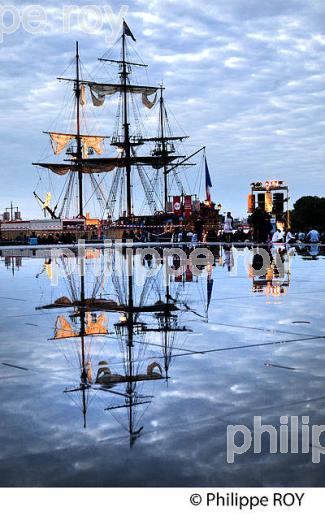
[36,246,213,444]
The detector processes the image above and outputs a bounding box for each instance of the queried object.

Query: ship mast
[159,86,168,212]
[33,24,195,219]
[79,256,88,428]
[154,86,191,212]
[126,248,134,427]
[121,32,132,217]
[63,256,90,428]
[75,41,84,218]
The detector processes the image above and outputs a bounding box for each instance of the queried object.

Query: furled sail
[34,151,183,175]
[81,84,87,106]
[142,92,157,109]
[90,88,106,106]
[46,164,71,176]
[95,361,164,384]
[147,362,162,376]
[81,161,118,173]
[82,154,184,170]
[33,161,118,175]
[88,82,158,107]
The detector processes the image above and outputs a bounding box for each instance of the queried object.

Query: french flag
[205,157,212,202]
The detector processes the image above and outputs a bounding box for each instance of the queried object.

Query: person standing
[307,229,320,243]
[251,206,271,243]
[194,217,203,242]
[223,212,233,242]
[272,228,285,243]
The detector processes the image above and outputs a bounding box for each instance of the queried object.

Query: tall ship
[0,21,220,243]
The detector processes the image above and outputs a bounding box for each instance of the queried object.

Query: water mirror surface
[0,244,324,487]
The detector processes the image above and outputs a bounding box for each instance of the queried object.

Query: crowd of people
[250,206,322,244]
[152,207,322,245]
[5,231,79,245]
[1,206,323,245]
[121,210,323,244]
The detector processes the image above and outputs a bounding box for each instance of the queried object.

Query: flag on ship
[205,157,212,202]
[123,21,136,41]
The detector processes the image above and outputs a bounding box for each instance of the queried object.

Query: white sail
[49,132,105,157]
[142,92,157,109]
[89,82,158,107]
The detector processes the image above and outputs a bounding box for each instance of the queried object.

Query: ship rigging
[33,21,217,233]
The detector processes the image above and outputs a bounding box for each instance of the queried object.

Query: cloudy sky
[1,0,325,218]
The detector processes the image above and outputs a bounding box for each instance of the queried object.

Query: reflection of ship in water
[36,247,214,443]
[249,245,292,297]
[1,255,22,275]
[46,253,108,429]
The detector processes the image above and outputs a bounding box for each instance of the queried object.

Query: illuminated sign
[251,180,285,190]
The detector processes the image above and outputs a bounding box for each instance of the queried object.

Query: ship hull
[0,210,220,244]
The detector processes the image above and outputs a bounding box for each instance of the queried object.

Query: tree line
[290,196,325,231]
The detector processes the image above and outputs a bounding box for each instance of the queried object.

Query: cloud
[224,56,246,68]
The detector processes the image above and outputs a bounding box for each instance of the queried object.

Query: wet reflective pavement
[0,244,324,486]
